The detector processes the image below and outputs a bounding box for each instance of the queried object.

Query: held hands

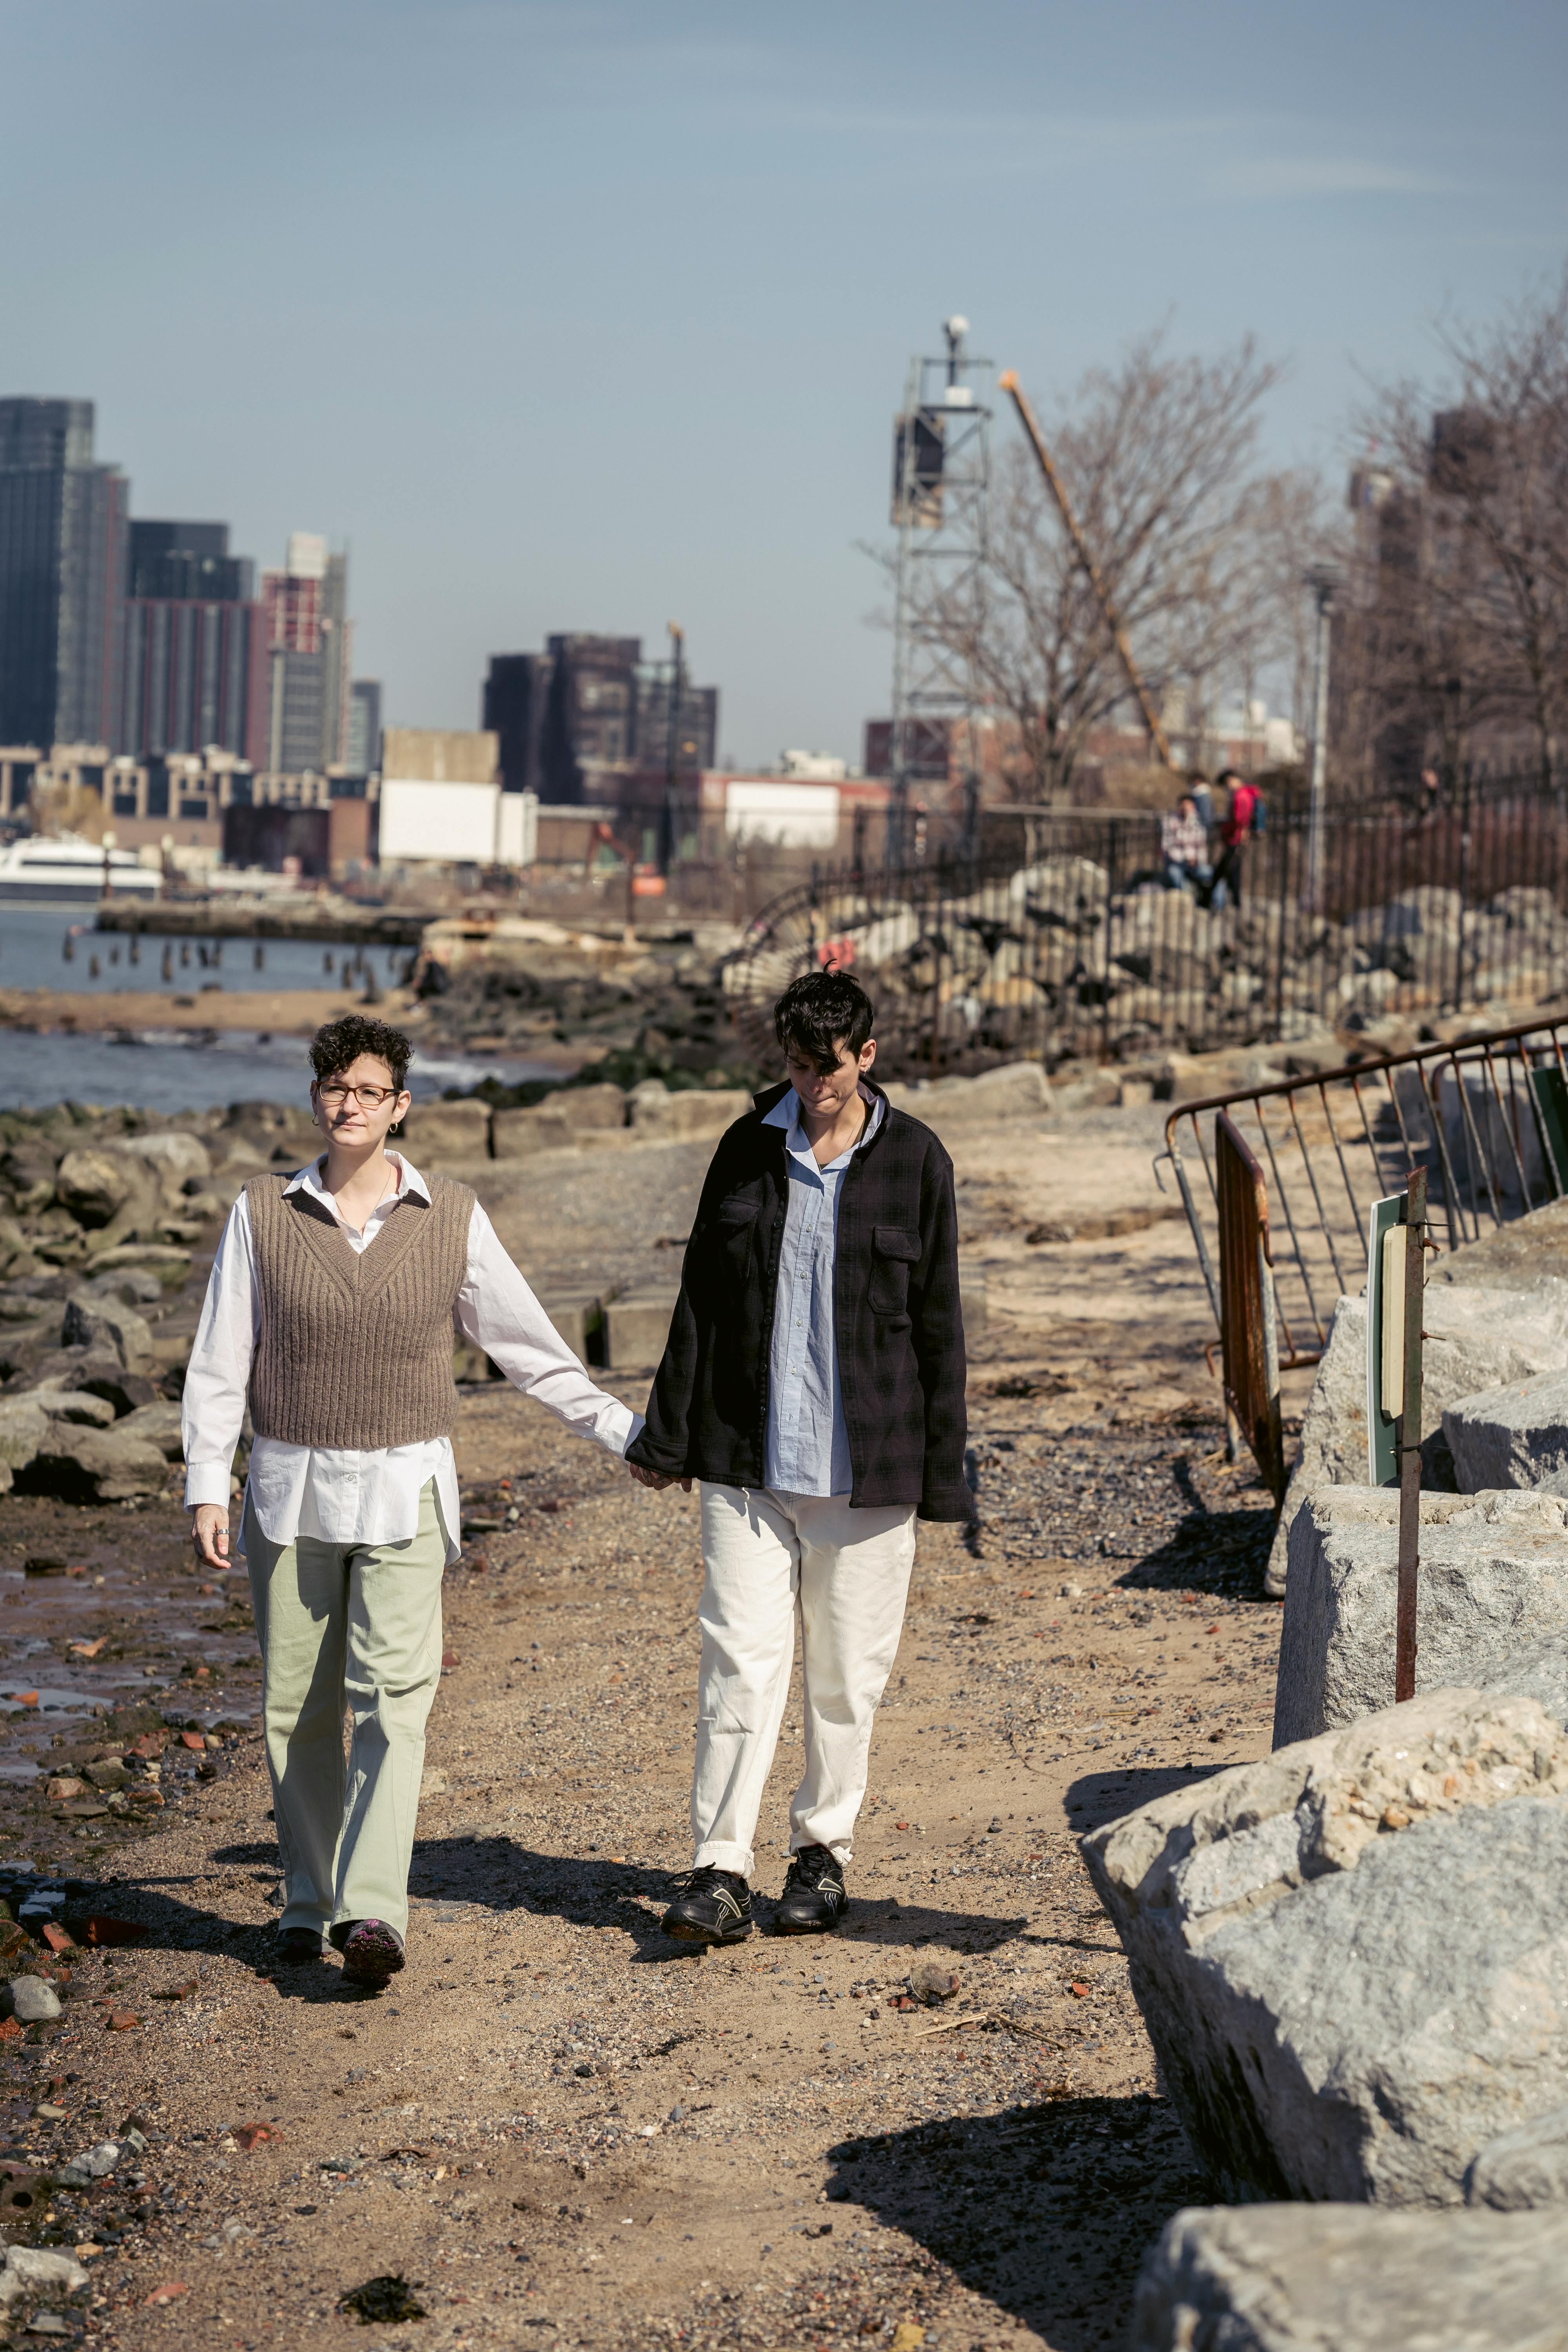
[191,1504,231,1568]
[626,1463,693,1494]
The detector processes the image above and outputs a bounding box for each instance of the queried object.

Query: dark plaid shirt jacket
[626,1080,970,1519]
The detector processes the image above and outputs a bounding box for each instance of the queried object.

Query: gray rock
[22,1351,157,1414]
[30,1388,116,1428]
[4,1977,61,2023]
[1131,2202,1568,2351]
[1274,1487,1568,1747]
[52,1148,134,1227]
[115,1400,184,1461]
[55,2138,122,2187]
[1083,1688,1568,2203]
[115,1132,211,1191]
[0,2246,89,2302]
[60,1293,153,1372]
[1265,1290,1568,1597]
[0,1395,49,1472]
[1467,2105,1568,2210]
[29,1423,167,1502]
[1444,1368,1568,1494]
[626,1087,750,1140]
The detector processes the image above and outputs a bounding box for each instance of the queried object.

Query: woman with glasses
[183,1015,642,1989]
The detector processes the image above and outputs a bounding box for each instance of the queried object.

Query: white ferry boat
[0,835,161,904]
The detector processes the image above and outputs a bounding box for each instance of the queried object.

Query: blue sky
[5,0,1565,765]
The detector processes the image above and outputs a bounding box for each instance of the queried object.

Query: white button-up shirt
[181,1151,641,1564]
[761,1083,884,1498]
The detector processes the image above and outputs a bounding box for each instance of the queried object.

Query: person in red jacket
[1210,768,1259,909]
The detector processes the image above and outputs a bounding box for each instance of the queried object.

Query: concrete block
[1084,1687,1568,2204]
[1265,1288,1568,1597]
[884,1061,1049,1126]
[626,1088,750,1141]
[536,1294,604,1365]
[492,1084,628,1160]
[606,1290,681,1369]
[395,1099,492,1162]
[1132,2203,1568,2351]
[1274,1487,1568,1748]
[490,1105,575,1158]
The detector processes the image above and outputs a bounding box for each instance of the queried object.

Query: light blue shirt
[762,1083,885,1498]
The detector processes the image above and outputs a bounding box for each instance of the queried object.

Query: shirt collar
[762,1083,884,1165]
[283,1149,431,1212]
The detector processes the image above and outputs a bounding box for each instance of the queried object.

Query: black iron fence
[722,768,1568,1078]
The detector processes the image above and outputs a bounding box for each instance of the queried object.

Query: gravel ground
[0,1104,1283,2351]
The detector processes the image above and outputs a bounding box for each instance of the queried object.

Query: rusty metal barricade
[1214,1114,1288,1504]
[1158,1012,1568,1491]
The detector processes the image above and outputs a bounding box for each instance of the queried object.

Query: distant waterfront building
[0,398,128,750]
[346,678,382,775]
[120,519,266,766]
[482,632,719,803]
[263,532,352,775]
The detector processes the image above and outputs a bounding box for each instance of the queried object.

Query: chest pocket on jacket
[869,1224,920,1314]
[712,1194,764,1274]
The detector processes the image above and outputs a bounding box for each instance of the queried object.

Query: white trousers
[692,1483,917,1878]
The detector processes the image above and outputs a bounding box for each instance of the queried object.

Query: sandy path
[0,1105,1280,2351]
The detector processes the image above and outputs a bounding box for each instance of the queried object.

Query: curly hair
[309,1015,414,1094]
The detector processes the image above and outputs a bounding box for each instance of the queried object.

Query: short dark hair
[773,970,875,1073]
[310,1015,414,1094]
[1216,766,1241,787]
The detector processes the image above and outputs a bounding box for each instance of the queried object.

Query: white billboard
[379,779,500,864]
[724,780,840,848]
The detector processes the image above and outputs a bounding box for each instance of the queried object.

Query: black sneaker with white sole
[775,1844,847,1934]
[661,1865,753,1944]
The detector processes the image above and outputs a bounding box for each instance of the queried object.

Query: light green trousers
[242,1480,446,1942]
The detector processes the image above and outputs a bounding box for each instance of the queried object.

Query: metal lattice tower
[887,316,993,861]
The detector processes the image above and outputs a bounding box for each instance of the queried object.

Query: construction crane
[998,370,1177,773]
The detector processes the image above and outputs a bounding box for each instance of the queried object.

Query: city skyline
[4,1,1565,767]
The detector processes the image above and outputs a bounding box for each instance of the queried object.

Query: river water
[0,905,412,996]
[0,906,551,1113]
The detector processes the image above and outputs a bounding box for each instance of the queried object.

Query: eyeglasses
[317,1082,399,1109]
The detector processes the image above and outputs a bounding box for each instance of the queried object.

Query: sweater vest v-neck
[243,1170,474,1450]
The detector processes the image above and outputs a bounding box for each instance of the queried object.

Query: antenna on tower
[887,316,992,864]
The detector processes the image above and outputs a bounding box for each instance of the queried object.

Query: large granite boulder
[1083,1689,1568,2203]
[1274,1487,1568,1748]
[1444,1367,1568,1494]
[1264,1287,1567,1598]
[1481,1638,1568,1727]
[1131,2203,1568,2350]
[1467,2104,1568,2211]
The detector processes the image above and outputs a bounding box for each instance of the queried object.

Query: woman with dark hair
[183,1015,641,1988]
[628,971,969,1944]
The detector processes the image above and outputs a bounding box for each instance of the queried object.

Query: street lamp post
[1303,566,1341,914]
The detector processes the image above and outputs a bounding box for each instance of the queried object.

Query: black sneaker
[775,1845,847,1934]
[278,1927,323,1964]
[661,1866,753,1945]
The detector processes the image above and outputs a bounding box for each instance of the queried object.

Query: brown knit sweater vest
[244,1170,473,1450]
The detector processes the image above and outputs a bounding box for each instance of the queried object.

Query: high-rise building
[120,518,266,764]
[482,632,719,803]
[0,397,128,749]
[482,651,552,795]
[262,532,352,773]
[346,678,382,775]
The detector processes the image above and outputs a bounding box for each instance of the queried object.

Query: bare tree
[911,327,1301,803]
